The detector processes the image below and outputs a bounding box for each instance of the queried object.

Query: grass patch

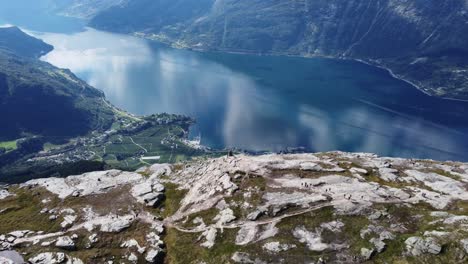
[161,183,188,218]
[0,140,18,152]
[165,228,240,264]
[0,187,62,234]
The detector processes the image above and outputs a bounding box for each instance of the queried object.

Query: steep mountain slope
[0,26,53,58]
[0,27,202,180]
[0,27,114,140]
[1,153,467,263]
[90,0,468,100]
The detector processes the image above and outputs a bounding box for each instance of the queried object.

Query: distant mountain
[51,0,128,19]
[90,0,468,100]
[0,27,113,140]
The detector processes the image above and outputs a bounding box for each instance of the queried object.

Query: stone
[100,215,134,232]
[8,230,32,238]
[368,211,382,220]
[405,236,442,256]
[361,248,375,260]
[423,231,450,237]
[61,215,77,228]
[131,181,165,207]
[0,251,24,264]
[262,242,295,253]
[145,248,163,263]
[127,253,138,263]
[246,207,267,221]
[320,221,344,232]
[370,238,386,253]
[379,231,395,241]
[0,256,14,264]
[40,240,55,247]
[292,226,328,252]
[0,190,12,200]
[460,239,468,254]
[88,234,99,244]
[121,239,146,254]
[77,211,135,233]
[146,232,164,249]
[200,227,217,248]
[214,208,236,226]
[231,252,253,263]
[235,225,258,246]
[379,168,399,181]
[350,167,368,175]
[29,252,66,264]
[55,236,76,250]
[49,215,58,220]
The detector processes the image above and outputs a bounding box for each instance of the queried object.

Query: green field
[0,140,18,152]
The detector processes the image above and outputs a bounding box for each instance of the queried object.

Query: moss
[0,188,62,234]
[161,183,187,219]
[165,228,241,264]
[425,168,464,182]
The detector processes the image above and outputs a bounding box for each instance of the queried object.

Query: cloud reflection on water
[37,28,468,161]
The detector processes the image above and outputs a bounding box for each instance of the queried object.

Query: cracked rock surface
[1,152,468,263]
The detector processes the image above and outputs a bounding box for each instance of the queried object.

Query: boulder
[235,225,258,246]
[127,253,138,263]
[405,237,442,256]
[131,181,165,207]
[145,248,163,263]
[246,207,267,221]
[361,248,375,260]
[292,226,328,252]
[0,190,12,200]
[200,227,217,248]
[370,238,386,253]
[29,252,66,264]
[55,236,75,250]
[320,221,345,232]
[214,208,236,226]
[460,239,468,254]
[262,242,295,253]
[61,215,77,228]
[99,215,135,233]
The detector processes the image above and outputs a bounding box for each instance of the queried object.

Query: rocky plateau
[0,152,467,263]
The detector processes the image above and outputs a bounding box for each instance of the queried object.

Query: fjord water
[29,27,468,161]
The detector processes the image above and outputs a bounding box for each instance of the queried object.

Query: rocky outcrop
[25,170,143,199]
[1,152,468,263]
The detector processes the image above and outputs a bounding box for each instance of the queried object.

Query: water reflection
[35,28,468,161]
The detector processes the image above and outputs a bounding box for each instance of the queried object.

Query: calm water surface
[9,20,468,161]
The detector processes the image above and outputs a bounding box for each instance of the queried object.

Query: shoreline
[132,32,468,103]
